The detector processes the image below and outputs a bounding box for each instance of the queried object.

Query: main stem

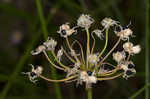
[87,88,92,99]
[85,28,92,99]
[86,28,90,69]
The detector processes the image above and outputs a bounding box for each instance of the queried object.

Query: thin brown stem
[127,54,131,61]
[91,32,95,54]
[86,28,90,69]
[43,51,65,71]
[39,75,77,82]
[98,67,120,76]
[98,28,109,58]
[62,47,76,63]
[102,62,116,68]
[97,38,121,66]
[71,40,85,64]
[97,73,123,80]
[66,37,80,63]
[51,51,70,70]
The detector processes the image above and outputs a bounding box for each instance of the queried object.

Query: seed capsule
[128,63,134,69]
[125,70,134,76]
[61,29,67,35]
[87,71,92,76]
[30,72,37,77]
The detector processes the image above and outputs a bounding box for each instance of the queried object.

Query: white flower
[127,61,135,69]
[92,29,104,40]
[123,42,141,54]
[57,48,63,61]
[87,54,99,65]
[77,14,94,28]
[98,66,108,74]
[43,37,57,51]
[123,42,133,53]
[22,64,43,83]
[113,51,126,63]
[79,71,88,82]
[57,23,76,38]
[33,66,43,75]
[70,49,80,56]
[79,71,97,84]
[31,45,46,55]
[88,76,97,84]
[31,37,57,55]
[101,18,119,29]
[78,71,97,88]
[115,27,133,40]
[66,62,80,77]
[132,45,141,54]
[119,61,135,71]
[119,61,136,79]
[123,68,136,79]
[74,62,81,67]
[119,63,128,71]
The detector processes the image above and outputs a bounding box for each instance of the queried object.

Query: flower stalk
[86,28,90,69]
[98,28,109,58]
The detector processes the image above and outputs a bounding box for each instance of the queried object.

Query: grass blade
[130,83,150,99]
[35,0,62,99]
[145,0,150,98]
[0,31,42,99]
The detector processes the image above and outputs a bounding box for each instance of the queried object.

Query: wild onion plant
[23,14,141,89]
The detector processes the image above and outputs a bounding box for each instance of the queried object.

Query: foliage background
[0,0,149,99]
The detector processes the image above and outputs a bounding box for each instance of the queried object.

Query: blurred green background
[0,0,149,99]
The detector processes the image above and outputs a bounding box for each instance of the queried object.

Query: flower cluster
[23,14,141,88]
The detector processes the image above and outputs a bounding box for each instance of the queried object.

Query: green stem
[51,51,70,70]
[91,32,96,54]
[39,75,77,82]
[36,0,48,38]
[98,28,109,58]
[62,47,76,63]
[66,37,80,63]
[145,0,150,98]
[86,28,90,69]
[71,40,85,65]
[43,51,65,71]
[97,73,123,80]
[87,88,92,99]
[36,0,62,99]
[130,83,150,99]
